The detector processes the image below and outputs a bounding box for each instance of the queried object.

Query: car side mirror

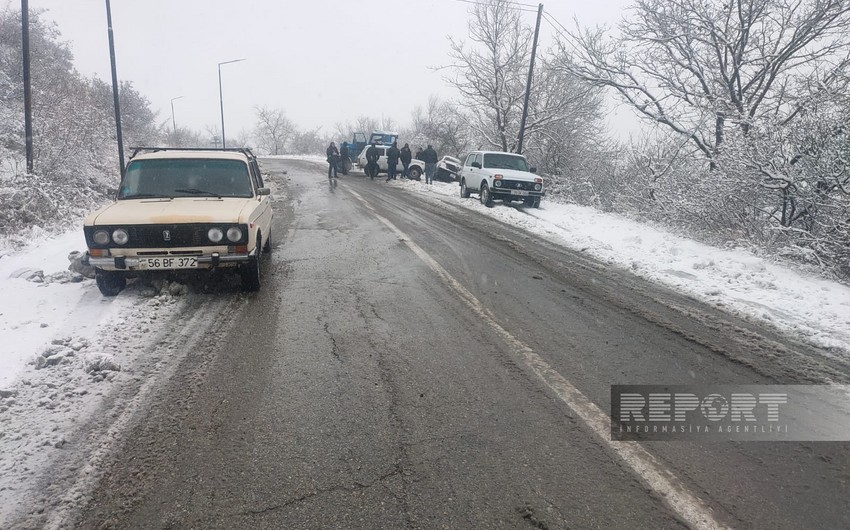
[471,162,481,169]
[530,167,537,174]
[257,187,271,196]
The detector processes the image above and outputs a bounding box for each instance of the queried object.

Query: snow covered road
[1,158,849,528]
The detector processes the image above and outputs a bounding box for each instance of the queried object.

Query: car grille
[130,224,205,247]
[85,223,248,248]
[497,180,539,191]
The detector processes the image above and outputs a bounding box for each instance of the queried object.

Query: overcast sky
[26,0,632,141]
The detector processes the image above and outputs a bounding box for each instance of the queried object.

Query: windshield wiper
[173,188,222,199]
[120,193,172,200]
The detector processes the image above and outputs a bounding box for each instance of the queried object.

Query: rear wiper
[173,188,222,199]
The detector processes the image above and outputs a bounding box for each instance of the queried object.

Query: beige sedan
[83,148,273,295]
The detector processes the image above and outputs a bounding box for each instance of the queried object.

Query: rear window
[118,158,253,199]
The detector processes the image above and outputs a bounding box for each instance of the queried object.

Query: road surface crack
[322,321,340,360]
[237,466,405,518]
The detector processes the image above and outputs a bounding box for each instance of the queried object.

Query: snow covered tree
[406,96,470,157]
[561,0,850,166]
[445,0,533,152]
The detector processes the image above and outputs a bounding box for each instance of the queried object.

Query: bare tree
[408,96,470,156]
[445,0,531,152]
[560,0,850,164]
[253,106,294,155]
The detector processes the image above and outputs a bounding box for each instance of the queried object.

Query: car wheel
[95,269,126,297]
[436,168,450,181]
[480,183,494,207]
[408,166,422,180]
[532,197,541,208]
[241,233,262,292]
[523,196,535,207]
[460,179,471,198]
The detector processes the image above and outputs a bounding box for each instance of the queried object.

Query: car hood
[90,197,253,225]
[490,168,539,181]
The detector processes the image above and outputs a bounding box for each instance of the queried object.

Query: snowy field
[1,161,849,524]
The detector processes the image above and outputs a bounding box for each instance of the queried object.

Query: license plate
[139,257,198,270]
[510,190,529,196]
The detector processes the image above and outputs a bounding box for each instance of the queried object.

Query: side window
[473,153,482,167]
[465,154,476,167]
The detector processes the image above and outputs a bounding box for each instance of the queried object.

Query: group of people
[325,142,349,180]
[326,141,440,184]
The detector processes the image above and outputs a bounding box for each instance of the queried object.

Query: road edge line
[347,188,728,530]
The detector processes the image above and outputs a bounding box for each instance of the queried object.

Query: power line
[541,11,569,41]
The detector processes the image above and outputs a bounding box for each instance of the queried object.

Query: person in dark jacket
[399,143,412,179]
[339,142,350,175]
[326,142,339,180]
[385,142,400,181]
[422,144,438,184]
[365,142,381,179]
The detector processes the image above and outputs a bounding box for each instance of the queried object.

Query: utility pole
[105,0,125,176]
[21,0,33,174]
[516,3,543,155]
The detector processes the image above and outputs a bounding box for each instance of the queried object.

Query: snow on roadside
[0,230,189,525]
[394,178,850,358]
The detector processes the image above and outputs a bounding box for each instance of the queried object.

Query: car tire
[263,230,272,253]
[408,166,422,180]
[436,168,450,181]
[95,269,126,297]
[531,197,541,208]
[480,182,494,208]
[460,179,471,198]
[241,232,262,292]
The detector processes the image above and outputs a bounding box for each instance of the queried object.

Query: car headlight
[93,230,110,245]
[494,180,503,187]
[226,227,243,242]
[112,228,129,245]
[208,227,224,243]
[534,183,542,191]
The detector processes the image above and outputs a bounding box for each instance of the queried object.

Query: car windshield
[482,153,529,172]
[118,158,253,199]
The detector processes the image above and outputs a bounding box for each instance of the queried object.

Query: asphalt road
[73,159,850,529]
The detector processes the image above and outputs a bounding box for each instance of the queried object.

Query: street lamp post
[217,58,245,149]
[170,95,184,134]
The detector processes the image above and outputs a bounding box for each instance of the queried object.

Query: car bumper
[491,189,545,199]
[84,250,256,271]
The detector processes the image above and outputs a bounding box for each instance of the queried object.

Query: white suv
[459,151,544,208]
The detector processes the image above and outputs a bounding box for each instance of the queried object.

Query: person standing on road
[422,144,438,185]
[339,142,350,175]
[365,142,381,180]
[326,142,339,180]
[400,143,412,179]
[386,141,400,181]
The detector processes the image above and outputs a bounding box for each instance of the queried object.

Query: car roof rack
[128,146,257,160]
